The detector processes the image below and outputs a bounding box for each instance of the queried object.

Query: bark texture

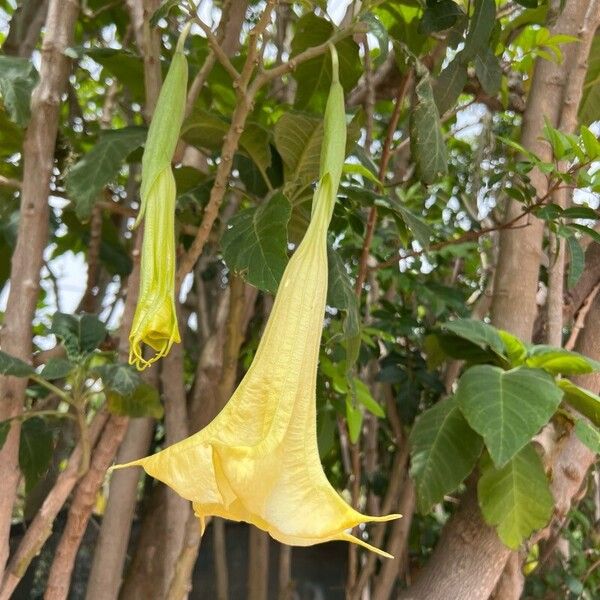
[0,0,79,581]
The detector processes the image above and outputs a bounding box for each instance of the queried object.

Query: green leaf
[566,235,585,290]
[580,126,600,160]
[574,420,600,454]
[327,247,360,339]
[389,196,433,247]
[0,350,34,377]
[434,56,468,115]
[355,379,385,418]
[419,0,463,34]
[579,35,600,124]
[463,0,496,60]
[40,358,74,381]
[441,319,505,356]
[456,366,563,467]
[96,363,143,396]
[221,192,292,294]
[0,421,10,452]
[66,127,146,220]
[561,206,598,220]
[361,12,389,66]
[274,112,323,192]
[498,330,527,365]
[478,444,553,549]
[525,346,600,375]
[19,417,53,493]
[290,14,360,110]
[410,397,483,514]
[475,48,502,95]
[0,56,39,126]
[50,313,107,359]
[107,382,164,419]
[345,397,363,443]
[558,379,600,427]
[150,0,180,26]
[410,62,448,185]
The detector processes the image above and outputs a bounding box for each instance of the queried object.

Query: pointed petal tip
[339,532,396,559]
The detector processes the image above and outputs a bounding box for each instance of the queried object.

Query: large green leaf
[525,346,600,375]
[456,365,563,467]
[182,111,272,179]
[40,358,75,381]
[566,235,585,290]
[327,247,360,340]
[290,13,360,110]
[419,0,463,34]
[475,47,502,95]
[441,319,505,356]
[66,127,147,220]
[0,56,39,127]
[410,397,483,514]
[463,0,496,60]
[0,350,34,377]
[478,444,553,549]
[107,382,163,419]
[274,112,323,192]
[410,62,447,185]
[558,379,600,427]
[19,417,54,493]
[580,34,600,124]
[96,363,143,396]
[434,56,468,115]
[221,192,291,294]
[50,313,107,359]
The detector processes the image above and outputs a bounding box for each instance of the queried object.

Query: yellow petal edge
[115,45,401,556]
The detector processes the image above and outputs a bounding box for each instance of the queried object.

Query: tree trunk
[0,412,109,600]
[277,545,293,600]
[44,415,129,600]
[84,417,155,600]
[247,529,270,600]
[213,520,229,600]
[0,0,79,581]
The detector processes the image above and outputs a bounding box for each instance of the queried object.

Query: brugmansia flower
[115,46,400,555]
[128,25,191,370]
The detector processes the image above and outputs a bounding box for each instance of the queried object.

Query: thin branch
[0,176,21,189]
[176,6,359,287]
[355,72,412,293]
[565,282,600,351]
[192,16,240,82]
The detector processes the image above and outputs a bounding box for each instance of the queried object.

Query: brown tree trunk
[277,545,293,600]
[0,0,79,581]
[0,412,109,600]
[247,529,270,600]
[84,417,155,600]
[44,416,129,600]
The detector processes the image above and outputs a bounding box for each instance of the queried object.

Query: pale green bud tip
[329,43,339,84]
[177,22,193,53]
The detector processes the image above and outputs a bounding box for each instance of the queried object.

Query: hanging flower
[115,46,400,555]
[128,25,191,370]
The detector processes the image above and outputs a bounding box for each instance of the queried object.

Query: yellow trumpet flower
[115,46,400,555]
[128,25,190,370]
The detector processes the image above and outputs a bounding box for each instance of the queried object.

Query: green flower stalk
[115,46,401,556]
[129,25,190,370]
